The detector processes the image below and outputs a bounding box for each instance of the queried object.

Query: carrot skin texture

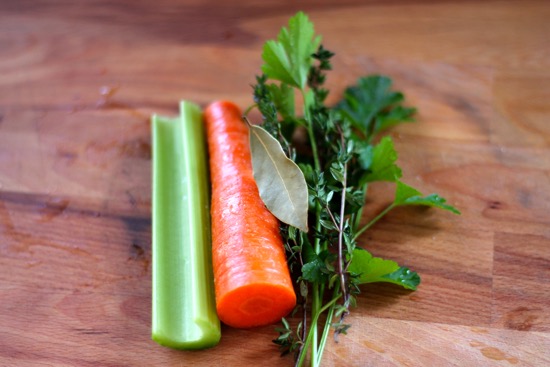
[204,100,297,328]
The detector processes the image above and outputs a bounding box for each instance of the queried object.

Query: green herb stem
[352,184,369,231]
[243,103,257,118]
[301,89,321,173]
[301,86,326,367]
[296,296,340,367]
[310,283,320,367]
[353,203,396,241]
[315,287,339,367]
[337,161,348,302]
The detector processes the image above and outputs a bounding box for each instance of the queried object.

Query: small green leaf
[287,226,297,241]
[329,162,345,183]
[326,190,334,204]
[302,258,326,283]
[261,12,321,89]
[394,181,461,214]
[249,124,309,232]
[348,248,419,290]
[319,218,337,231]
[282,317,290,330]
[359,136,402,183]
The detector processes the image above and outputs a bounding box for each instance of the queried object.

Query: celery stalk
[151,101,220,349]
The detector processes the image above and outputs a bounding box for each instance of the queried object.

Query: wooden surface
[1,1,549,366]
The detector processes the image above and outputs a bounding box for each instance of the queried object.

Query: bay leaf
[249,124,309,232]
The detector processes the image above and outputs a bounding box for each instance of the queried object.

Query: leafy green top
[262,12,321,90]
[247,11,459,367]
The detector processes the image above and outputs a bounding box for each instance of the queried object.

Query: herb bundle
[245,12,459,367]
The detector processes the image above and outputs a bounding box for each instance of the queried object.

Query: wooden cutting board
[1,1,549,366]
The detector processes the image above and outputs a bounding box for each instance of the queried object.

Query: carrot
[204,100,297,328]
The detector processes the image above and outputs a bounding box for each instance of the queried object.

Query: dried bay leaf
[249,124,309,232]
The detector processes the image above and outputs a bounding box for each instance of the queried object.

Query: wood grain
[1,1,549,366]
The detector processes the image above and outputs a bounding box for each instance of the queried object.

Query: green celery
[151,101,220,349]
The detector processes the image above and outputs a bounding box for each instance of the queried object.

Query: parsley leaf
[382,267,421,290]
[302,250,336,283]
[336,75,416,140]
[394,181,461,214]
[261,12,321,89]
[348,248,419,290]
[358,136,402,183]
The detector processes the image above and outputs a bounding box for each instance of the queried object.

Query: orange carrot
[204,100,297,328]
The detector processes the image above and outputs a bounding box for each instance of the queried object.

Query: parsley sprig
[246,12,459,367]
